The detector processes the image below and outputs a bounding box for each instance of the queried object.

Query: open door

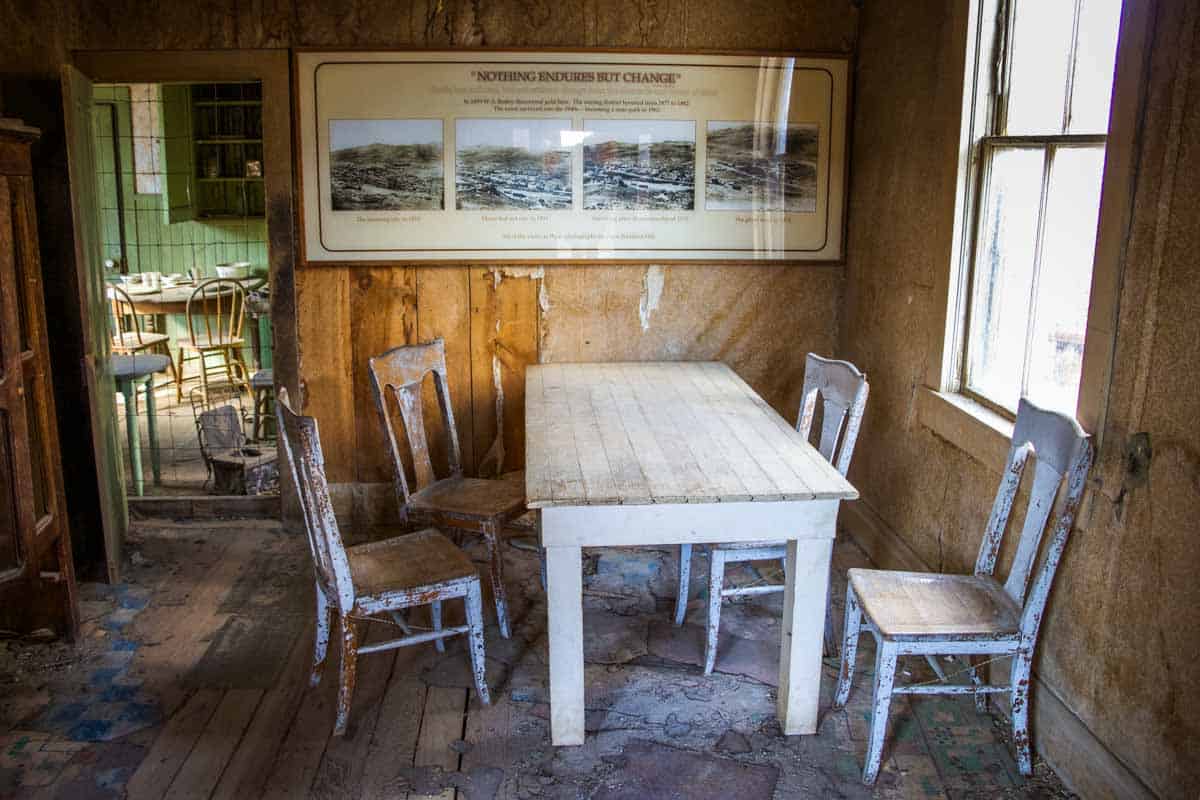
[62,64,128,581]
[0,117,80,637]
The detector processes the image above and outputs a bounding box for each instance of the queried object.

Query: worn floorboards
[0,520,1075,799]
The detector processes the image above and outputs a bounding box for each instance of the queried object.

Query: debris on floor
[0,521,1078,799]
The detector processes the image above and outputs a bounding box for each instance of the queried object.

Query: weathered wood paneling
[470,267,540,477]
[350,266,417,484]
[295,268,355,484]
[416,266,474,476]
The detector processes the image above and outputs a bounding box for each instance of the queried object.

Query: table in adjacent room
[525,361,859,746]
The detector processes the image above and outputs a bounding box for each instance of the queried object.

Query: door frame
[67,50,299,539]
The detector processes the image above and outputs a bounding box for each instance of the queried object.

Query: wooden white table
[525,361,859,746]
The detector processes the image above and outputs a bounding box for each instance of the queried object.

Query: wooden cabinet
[0,118,79,638]
[158,82,266,222]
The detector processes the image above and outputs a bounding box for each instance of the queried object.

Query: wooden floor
[0,520,1075,799]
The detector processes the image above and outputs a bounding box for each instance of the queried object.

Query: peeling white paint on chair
[275,387,491,736]
[834,397,1093,784]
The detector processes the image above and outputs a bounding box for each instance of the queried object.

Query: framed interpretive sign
[296,50,849,262]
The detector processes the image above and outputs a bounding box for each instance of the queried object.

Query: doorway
[94,80,277,500]
[63,51,296,580]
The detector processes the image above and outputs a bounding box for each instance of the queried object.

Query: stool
[111,353,171,497]
[251,369,274,442]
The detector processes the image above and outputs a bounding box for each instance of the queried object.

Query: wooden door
[62,65,128,581]
[0,120,79,637]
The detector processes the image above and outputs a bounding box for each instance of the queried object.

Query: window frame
[957,0,1109,419]
[924,0,1142,466]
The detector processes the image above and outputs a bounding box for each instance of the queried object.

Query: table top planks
[525,362,858,508]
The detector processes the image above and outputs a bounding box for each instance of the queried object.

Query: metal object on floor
[834,397,1093,784]
[675,353,869,671]
[112,353,172,497]
[276,387,491,736]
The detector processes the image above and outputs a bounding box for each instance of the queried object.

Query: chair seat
[346,528,477,600]
[113,331,170,351]
[848,568,1021,641]
[182,335,245,351]
[410,477,526,521]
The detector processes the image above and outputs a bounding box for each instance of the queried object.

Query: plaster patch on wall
[639,265,665,331]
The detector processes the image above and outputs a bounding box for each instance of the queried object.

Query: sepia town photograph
[329,118,444,210]
[455,118,573,210]
[705,121,819,212]
[582,119,696,210]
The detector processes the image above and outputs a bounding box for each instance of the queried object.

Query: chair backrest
[197,405,246,456]
[186,278,246,347]
[796,353,869,476]
[973,397,1092,645]
[368,338,463,509]
[108,285,145,346]
[275,387,355,612]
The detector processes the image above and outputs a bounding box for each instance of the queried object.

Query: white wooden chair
[369,339,526,639]
[275,387,490,736]
[675,353,869,674]
[834,398,1092,784]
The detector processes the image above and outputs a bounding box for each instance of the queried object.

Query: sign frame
[296,49,851,264]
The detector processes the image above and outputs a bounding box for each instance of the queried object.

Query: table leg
[545,544,585,746]
[778,536,834,735]
[119,379,143,497]
[143,375,161,485]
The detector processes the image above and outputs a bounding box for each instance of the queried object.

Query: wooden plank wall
[297,262,840,529]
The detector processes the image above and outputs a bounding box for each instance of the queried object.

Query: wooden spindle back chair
[369,339,527,638]
[835,397,1092,783]
[675,354,869,674]
[107,284,179,394]
[276,387,490,736]
[181,278,250,402]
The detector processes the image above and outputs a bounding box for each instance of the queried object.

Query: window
[957,0,1122,416]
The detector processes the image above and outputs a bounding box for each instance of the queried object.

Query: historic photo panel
[704,121,820,212]
[582,120,696,211]
[329,119,445,211]
[455,119,573,210]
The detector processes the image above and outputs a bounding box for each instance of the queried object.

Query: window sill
[916,388,1013,473]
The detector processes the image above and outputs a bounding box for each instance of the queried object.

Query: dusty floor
[0,521,1074,799]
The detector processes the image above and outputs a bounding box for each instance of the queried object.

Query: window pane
[1026,147,1105,413]
[1006,0,1075,135]
[967,147,1046,412]
[1069,0,1122,134]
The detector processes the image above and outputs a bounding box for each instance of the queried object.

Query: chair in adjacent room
[834,398,1092,784]
[179,278,251,402]
[108,284,180,397]
[276,387,490,736]
[674,353,869,674]
[369,338,527,638]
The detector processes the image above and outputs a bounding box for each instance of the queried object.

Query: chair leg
[483,522,511,639]
[835,583,862,707]
[863,639,898,785]
[675,543,692,626]
[823,565,838,659]
[1011,649,1034,775]
[704,548,726,675]
[968,655,988,713]
[175,347,186,403]
[432,599,445,653]
[198,350,211,405]
[334,614,359,737]
[311,584,332,687]
[464,580,491,705]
